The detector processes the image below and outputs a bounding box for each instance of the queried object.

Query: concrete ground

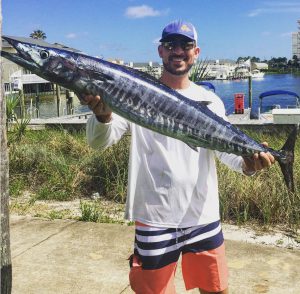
[10,216,300,294]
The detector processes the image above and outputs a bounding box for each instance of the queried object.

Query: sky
[2,0,300,63]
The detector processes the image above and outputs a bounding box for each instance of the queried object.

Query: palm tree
[30,29,47,40]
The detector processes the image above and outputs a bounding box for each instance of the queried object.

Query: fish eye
[40,50,49,59]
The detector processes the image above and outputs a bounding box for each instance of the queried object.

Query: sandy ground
[10,195,300,250]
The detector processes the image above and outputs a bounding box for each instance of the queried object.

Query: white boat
[251,69,264,78]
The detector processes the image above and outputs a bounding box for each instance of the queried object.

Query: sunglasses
[161,40,196,51]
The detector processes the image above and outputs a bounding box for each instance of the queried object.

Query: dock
[27,112,93,131]
[18,109,299,134]
[228,108,300,134]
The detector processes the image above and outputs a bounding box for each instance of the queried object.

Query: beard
[163,55,194,76]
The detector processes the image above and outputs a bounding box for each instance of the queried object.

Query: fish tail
[277,124,299,193]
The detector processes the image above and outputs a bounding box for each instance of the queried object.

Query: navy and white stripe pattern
[134,220,223,270]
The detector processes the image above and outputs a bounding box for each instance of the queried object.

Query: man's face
[158,36,200,76]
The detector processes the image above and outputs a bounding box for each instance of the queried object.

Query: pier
[27,113,93,131]
[21,109,299,135]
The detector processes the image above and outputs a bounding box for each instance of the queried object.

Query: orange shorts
[129,220,228,293]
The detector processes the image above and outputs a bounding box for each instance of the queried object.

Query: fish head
[2,36,80,89]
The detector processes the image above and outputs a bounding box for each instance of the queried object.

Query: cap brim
[159,33,195,42]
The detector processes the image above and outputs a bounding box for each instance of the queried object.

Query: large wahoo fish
[2,36,298,191]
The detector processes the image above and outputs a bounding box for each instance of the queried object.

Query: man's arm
[241,142,275,175]
[216,142,275,176]
[83,95,129,149]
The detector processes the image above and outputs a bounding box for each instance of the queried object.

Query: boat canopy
[196,81,215,92]
[259,90,300,109]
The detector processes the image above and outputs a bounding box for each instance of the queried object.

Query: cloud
[125,5,167,18]
[280,32,293,37]
[66,33,78,39]
[261,31,271,36]
[66,32,89,39]
[247,2,300,17]
[153,37,161,45]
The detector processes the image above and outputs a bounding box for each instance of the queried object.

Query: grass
[8,127,300,229]
[9,128,129,202]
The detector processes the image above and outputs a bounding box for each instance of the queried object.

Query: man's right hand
[82,95,112,123]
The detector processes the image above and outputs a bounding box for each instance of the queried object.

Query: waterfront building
[206,59,236,80]
[292,19,300,59]
[126,61,162,79]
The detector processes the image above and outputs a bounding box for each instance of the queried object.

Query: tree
[1,2,13,292]
[30,29,47,40]
[292,55,299,68]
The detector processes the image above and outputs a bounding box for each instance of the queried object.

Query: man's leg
[129,254,177,294]
[129,222,181,294]
[181,221,229,293]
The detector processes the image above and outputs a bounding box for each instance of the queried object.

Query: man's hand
[242,142,275,175]
[82,95,112,123]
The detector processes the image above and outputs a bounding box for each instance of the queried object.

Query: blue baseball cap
[159,20,198,43]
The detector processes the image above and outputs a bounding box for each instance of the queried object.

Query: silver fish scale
[92,65,264,155]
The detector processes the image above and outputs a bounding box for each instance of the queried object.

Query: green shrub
[8,127,300,228]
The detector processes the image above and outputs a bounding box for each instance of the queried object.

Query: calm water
[210,74,300,114]
[25,74,300,118]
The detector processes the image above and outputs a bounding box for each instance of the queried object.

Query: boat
[258,90,300,112]
[249,90,300,123]
[251,69,264,78]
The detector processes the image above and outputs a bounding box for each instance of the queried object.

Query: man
[84,20,274,294]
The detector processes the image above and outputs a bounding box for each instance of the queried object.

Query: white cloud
[247,2,300,17]
[280,32,293,37]
[66,33,77,39]
[261,31,271,36]
[248,9,263,17]
[153,37,161,45]
[66,32,89,39]
[125,5,166,18]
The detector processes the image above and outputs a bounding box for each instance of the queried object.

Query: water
[21,94,89,119]
[21,74,300,118]
[209,74,300,114]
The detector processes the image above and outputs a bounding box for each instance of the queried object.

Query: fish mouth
[1,49,39,72]
[1,36,39,71]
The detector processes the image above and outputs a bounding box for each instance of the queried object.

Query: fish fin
[277,124,299,193]
[186,143,199,152]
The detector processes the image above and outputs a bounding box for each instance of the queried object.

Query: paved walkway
[10,216,300,294]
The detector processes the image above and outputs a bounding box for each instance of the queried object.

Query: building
[127,61,162,79]
[251,62,268,70]
[292,20,300,59]
[205,59,236,80]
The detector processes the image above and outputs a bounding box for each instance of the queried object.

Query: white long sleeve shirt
[86,82,244,228]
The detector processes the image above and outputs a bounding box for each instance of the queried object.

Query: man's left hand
[242,142,275,175]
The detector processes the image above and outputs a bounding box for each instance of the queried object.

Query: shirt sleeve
[86,113,130,149]
[215,151,244,173]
